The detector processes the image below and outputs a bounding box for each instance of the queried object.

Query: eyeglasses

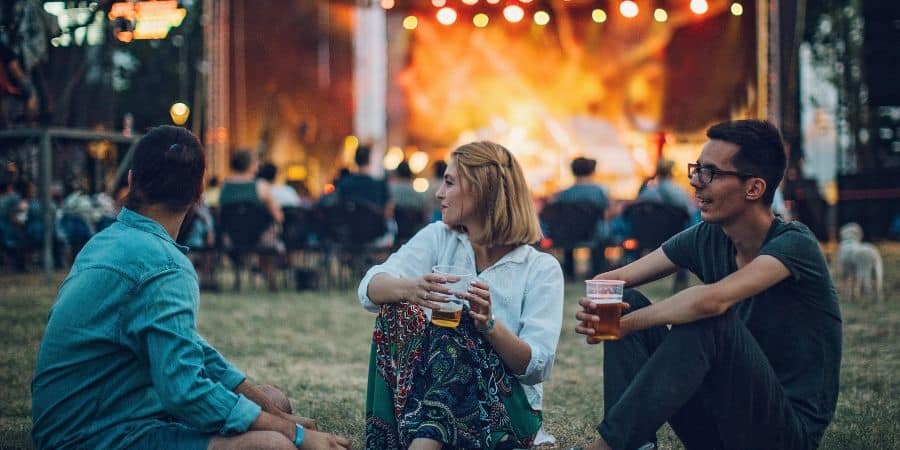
[687,163,756,185]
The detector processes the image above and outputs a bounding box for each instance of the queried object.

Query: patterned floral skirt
[365,302,542,449]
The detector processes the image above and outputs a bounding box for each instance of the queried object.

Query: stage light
[690,0,709,14]
[436,7,457,25]
[473,13,489,27]
[403,15,418,30]
[731,2,744,16]
[169,102,189,125]
[380,0,394,9]
[534,10,550,26]
[383,146,404,170]
[653,8,667,22]
[462,0,479,5]
[409,151,430,173]
[503,4,525,23]
[413,178,429,193]
[486,0,500,4]
[619,1,638,19]
[432,0,446,7]
[592,8,608,23]
[520,0,533,3]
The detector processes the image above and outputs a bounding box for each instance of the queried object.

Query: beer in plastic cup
[430,265,474,328]
[585,279,625,342]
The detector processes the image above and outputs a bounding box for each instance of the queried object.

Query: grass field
[2,244,899,449]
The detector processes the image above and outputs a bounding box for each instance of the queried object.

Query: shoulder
[764,220,821,253]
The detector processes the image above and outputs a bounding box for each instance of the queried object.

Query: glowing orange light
[473,13,489,27]
[592,9,608,23]
[436,7,457,25]
[503,5,525,23]
[431,0,446,7]
[653,8,668,22]
[619,1,638,18]
[534,10,550,25]
[690,0,709,14]
[539,238,553,250]
[486,0,500,4]
[323,183,335,195]
[623,239,639,251]
[731,2,744,16]
[403,15,418,30]
[116,31,134,43]
[461,0,479,5]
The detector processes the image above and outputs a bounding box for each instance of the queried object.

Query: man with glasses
[574,120,841,450]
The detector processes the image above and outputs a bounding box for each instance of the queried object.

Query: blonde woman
[358,141,564,449]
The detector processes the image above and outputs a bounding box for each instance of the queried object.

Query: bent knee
[257,384,292,414]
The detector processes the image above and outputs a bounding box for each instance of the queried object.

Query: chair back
[622,201,689,254]
[394,206,428,242]
[219,201,273,250]
[319,201,386,245]
[282,206,314,251]
[540,201,605,247]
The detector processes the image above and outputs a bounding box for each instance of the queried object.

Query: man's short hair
[395,161,413,180]
[354,144,372,167]
[656,158,675,178]
[571,157,597,177]
[126,125,205,213]
[258,162,277,182]
[230,150,253,172]
[707,120,786,205]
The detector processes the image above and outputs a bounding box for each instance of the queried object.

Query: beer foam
[588,296,623,305]
[439,301,463,312]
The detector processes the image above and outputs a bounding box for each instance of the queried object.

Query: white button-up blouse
[358,222,564,410]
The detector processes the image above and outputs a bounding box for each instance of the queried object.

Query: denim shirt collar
[117,207,189,255]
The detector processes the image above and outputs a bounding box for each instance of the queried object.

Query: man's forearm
[621,284,724,334]
[235,381,282,415]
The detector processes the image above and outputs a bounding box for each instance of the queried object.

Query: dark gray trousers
[597,290,811,450]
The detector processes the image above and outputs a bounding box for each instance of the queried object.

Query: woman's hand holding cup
[407,273,457,310]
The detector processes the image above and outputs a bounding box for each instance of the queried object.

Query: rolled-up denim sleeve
[516,254,565,385]
[358,222,444,312]
[197,334,246,390]
[131,269,260,434]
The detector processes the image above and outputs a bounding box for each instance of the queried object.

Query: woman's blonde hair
[450,141,542,246]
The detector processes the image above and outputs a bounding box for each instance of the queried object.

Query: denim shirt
[358,222,565,410]
[32,208,260,450]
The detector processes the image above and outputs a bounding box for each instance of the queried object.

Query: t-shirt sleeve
[661,222,702,273]
[758,225,824,283]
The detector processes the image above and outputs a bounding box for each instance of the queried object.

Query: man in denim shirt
[31,126,350,450]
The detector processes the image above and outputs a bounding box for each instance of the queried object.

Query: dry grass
[2,244,899,449]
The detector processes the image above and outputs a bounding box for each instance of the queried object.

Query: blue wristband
[293,423,304,448]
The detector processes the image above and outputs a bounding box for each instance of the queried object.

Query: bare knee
[257,384,292,414]
[209,430,294,450]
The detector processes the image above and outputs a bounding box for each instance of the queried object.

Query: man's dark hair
[707,119,786,205]
[230,150,253,172]
[354,144,372,167]
[126,125,205,213]
[258,162,277,182]
[395,161,413,180]
[571,157,597,177]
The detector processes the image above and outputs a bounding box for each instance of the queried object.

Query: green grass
[2,244,899,449]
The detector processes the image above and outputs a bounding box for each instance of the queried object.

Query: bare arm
[620,255,791,334]
[366,272,454,309]
[594,247,679,288]
[256,180,283,224]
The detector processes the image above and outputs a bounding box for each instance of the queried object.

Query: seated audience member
[425,160,447,222]
[220,150,284,290]
[551,156,611,276]
[258,162,302,208]
[359,141,564,449]
[574,120,841,450]
[637,158,695,217]
[388,161,427,211]
[31,125,350,450]
[336,143,389,211]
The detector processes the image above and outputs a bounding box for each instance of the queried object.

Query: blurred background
[1,0,899,277]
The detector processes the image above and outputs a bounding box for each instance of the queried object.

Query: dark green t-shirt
[662,218,841,441]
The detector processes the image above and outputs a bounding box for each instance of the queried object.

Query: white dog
[835,223,884,303]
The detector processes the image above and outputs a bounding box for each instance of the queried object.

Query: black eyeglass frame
[687,163,756,185]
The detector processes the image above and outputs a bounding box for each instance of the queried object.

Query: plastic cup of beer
[430,265,474,328]
[585,279,626,342]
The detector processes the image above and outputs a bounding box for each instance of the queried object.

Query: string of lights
[365,1,745,29]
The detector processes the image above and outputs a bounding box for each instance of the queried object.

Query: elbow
[518,351,553,385]
[693,291,728,317]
